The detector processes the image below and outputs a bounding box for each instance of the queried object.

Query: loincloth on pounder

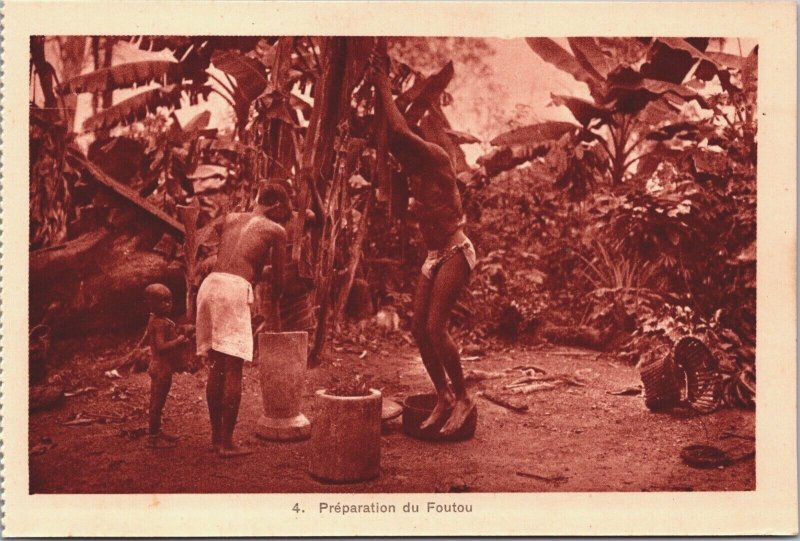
[421,236,477,279]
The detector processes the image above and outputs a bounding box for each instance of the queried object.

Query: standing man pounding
[371,57,477,436]
[196,190,286,457]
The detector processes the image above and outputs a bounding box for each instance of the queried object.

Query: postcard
[2,1,797,536]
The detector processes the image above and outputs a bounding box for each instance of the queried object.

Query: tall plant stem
[332,193,373,324]
[310,152,347,366]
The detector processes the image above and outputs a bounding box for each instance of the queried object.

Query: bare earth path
[29,334,755,493]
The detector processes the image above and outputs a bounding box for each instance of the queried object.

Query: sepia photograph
[2,0,796,537]
[27,33,759,493]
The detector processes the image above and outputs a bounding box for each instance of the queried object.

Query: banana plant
[60,36,322,214]
[59,37,319,136]
[484,38,746,187]
[60,37,267,135]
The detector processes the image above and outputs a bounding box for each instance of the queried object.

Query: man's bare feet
[208,443,222,453]
[158,430,179,442]
[146,433,178,448]
[420,391,454,430]
[440,397,475,436]
[218,445,254,458]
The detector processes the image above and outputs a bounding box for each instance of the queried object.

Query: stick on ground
[516,471,568,482]
[480,390,529,412]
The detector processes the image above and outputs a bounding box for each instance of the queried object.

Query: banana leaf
[567,38,612,80]
[83,85,198,132]
[705,51,745,70]
[211,51,269,103]
[646,121,698,141]
[490,121,578,147]
[477,143,551,178]
[605,66,709,112]
[127,35,193,54]
[263,93,297,125]
[742,45,758,95]
[180,110,211,132]
[446,129,481,145]
[421,104,470,174]
[656,38,722,68]
[404,61,455,126]
[641,39,722,85]
[637,98,681,126]
[269,37,295,91]
[526,38,601,95]
[60,61,184,95]
[550,94,614,128]
[395,72,425,113]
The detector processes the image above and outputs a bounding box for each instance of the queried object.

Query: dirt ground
[29,331,755,493]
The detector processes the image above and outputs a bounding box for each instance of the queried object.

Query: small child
[144,283,190,448]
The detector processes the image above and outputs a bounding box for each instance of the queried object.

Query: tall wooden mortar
[256,331,311,441]
[308,389,382,482]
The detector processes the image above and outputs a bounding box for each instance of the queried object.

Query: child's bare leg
[206,352,225,451]
[148,373,177,447]
[426,254,475,436]
[412,274,454,429]
[218,355,252,458]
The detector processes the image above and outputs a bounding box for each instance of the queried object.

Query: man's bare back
[214,213,286,287]
[199,205,286,458]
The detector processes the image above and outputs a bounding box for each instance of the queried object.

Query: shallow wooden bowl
[401,393,477,442]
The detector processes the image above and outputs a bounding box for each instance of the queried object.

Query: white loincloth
[196,272,255,362]
[421,236,477,280]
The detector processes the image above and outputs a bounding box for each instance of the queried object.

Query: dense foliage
[461,38,757,407]
[30,36,757,402]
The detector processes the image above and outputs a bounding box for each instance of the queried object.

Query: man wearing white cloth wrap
[196,189,287,458]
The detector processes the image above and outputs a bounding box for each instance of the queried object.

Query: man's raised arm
[371,62,451,175]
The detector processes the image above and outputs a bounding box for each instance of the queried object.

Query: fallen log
[31,154,191,335]
[30,228,110,281]
[30,384,65,413]
[30,228,184,336]
[69,153,184,239]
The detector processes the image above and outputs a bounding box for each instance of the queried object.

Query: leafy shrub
[326,374,372,397]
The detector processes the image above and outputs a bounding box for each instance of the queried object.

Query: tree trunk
[297,37,374,366]
[309,164,345,366]
[373,38,392,205]
[30,225,184,337]
[101,38,114,108]
[56,36,89,132]
[333,195,372,322]
[294,37,344,263]
[176,202,201,320]
[30,36,58,111]
[94,36,115,140]
[295,37,375,262]
[91,37,101,114]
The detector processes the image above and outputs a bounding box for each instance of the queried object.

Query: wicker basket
[674,336,722,414]
[638,352,682,411]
